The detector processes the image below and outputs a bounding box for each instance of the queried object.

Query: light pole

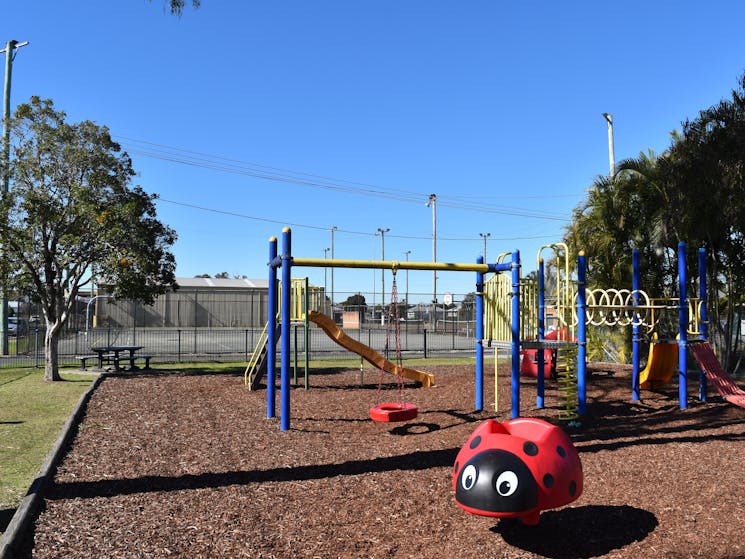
[426,194,437,329]
[330,226,337,308]
[1,39,29,356]
[323,247,330,313]
[376,227,389,320]
[602,113,615,178]
[404,250,411,310]
[479,232,491,262]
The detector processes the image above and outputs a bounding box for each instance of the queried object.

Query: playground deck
[17,363,745,558]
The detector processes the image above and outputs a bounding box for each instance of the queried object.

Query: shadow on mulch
[492,504,658,559]
[45,446,460,501]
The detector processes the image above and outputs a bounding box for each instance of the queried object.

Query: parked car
[8,316,26,335]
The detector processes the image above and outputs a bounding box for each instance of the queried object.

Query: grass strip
[0,368,95,533]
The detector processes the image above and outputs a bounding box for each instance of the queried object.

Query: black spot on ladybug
[557,445,566,458]
[470,435,482,449]
[543,473,554,488]
[523,441,538,456]
[569,480,577,496]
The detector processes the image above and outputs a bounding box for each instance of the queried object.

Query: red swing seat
[370,402,418,423]
[370,270,419,424]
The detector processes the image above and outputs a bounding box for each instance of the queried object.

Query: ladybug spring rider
[452,418,583,525]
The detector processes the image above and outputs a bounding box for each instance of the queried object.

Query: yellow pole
[291,257,492,273]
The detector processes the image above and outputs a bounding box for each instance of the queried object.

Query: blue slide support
[267,237,278,419]
[475,255,484,411]
[678,241,688,409]
[631,249,641,401]
[577,251,587,415]
[280,228,292,430]
[536,258,545,408]
[510,250,521,419]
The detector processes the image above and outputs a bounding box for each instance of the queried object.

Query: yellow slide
[307,311,435,387]
[639,341,678,390]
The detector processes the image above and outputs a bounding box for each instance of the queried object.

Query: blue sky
[4,1,745,303]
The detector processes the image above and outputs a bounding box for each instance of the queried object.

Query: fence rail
[0,322,479,369]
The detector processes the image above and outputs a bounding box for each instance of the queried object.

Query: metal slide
[307,311,435,387]
[690,342,745,408]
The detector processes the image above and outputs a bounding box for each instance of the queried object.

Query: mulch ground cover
[17,362,745,558]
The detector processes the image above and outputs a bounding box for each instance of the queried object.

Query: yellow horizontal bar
[291,257,495,273]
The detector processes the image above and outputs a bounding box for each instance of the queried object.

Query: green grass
[0,368,94,518]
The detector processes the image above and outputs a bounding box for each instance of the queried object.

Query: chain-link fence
[0,321,480,369]
[1,289,480,369]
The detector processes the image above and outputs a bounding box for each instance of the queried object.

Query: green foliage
[565,72,745,368]
[0,97,177,380]
[162,0,201,16]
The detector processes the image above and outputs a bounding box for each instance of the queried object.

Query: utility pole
[426,194,437,330]
[1,39,29,356]
[404,250,411,310]
[323,247,330,313]
[479,232,491,262]
[376,227,389,319]
[602,113,615,178]
[330,226,337,310]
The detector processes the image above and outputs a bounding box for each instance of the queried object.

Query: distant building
[96,277,271,328]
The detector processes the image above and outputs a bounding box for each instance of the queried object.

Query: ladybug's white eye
[495,471,519,496]
[461,464,478,490]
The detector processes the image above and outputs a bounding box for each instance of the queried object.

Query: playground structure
[493,241,745,414]
[263,227,522,431]
[254,229,744,431]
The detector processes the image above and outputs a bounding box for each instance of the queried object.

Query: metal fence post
[423,328,428,359]
[34,328,40,368]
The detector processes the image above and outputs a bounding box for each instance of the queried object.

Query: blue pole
[475,255,484,411]
[698,247,708,401]
[536,258,545,408]
[678,241,688,410]
[267,237,278,419]
[511,250,521,419]
[280,227,292,430]
[632,249,641,401]
[577,251,587,415]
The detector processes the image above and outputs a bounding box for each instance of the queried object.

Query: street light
[404,250,411,310]
[375,227,389,319]
[323,247,330,313]
[602,113,615,178]
[479,232,491,262]
[426,194,437,329]
[330,226,337,307]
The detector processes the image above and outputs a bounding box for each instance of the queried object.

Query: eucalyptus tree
[0,97,177,381]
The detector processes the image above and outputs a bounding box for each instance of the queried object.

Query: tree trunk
[44,327,62,381]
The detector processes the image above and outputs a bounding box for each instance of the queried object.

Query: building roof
[177,277,268,289]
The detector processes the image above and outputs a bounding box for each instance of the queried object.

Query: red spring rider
[452,418,583,525]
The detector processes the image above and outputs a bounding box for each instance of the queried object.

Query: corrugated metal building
[96,277,271,328]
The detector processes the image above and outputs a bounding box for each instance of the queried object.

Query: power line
[158,198,560,242]
[117,135,572,222]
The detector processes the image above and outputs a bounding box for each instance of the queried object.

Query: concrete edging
[0,373,104,559]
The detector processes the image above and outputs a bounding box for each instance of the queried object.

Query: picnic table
[87,345,148,372]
